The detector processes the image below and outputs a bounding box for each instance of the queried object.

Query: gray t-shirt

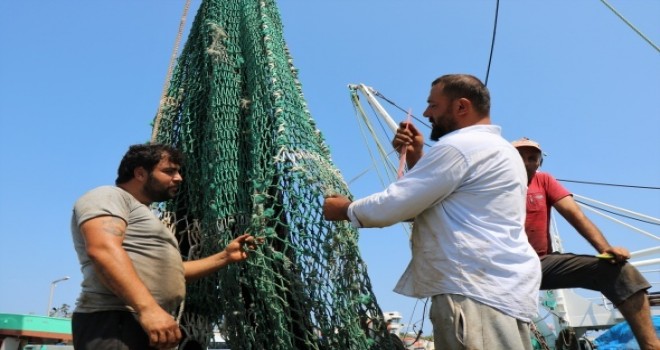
[71,186,185,314]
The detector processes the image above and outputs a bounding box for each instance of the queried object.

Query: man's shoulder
[528,172,551,192]
[444,124,501,141]
[75,186,134,208]
[73,186,140,224]
[437,126,504,150]
[78,186,122,200]
[531,172,571,199]
[533,171,559,183]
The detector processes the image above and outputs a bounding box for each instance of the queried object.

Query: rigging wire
[599,0,660,53]
[558,179,660,190]
[577,203,660,241]
[484,0,500,86]
[371,90,431,130]
[369,89,433,148]
[575,200,660,226]
[574,194,660,224]
[369,99,401,151]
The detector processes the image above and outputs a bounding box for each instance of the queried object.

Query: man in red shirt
[513,137,659,349]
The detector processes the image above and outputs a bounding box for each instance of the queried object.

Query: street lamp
[47,276,70,317]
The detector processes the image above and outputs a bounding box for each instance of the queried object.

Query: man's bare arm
[553,196,630,262]
[183,234,257,282]
[80,216,182,348]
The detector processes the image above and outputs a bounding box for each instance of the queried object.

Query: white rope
[151,0,193,143]
[348,87,412,239]
[350,90,396,188]
[358,98,398,181]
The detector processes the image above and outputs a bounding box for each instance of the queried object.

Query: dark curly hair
[115,143,184,185]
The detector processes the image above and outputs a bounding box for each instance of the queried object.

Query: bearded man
[70,144,256,350]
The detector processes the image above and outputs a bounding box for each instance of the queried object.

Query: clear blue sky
[1,0,658,337]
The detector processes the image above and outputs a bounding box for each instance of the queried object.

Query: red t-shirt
[525,172,571,257]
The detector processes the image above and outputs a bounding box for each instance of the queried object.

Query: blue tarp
[594,315,660,350]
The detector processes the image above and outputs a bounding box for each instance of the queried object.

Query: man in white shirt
[324,74,541,350]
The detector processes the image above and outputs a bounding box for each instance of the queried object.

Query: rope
[530,322,552,350]
[350,89,397,188]
[396,109,412,179]
[151,0,192,143]
[349,88,412,240]
[401,298,427,347]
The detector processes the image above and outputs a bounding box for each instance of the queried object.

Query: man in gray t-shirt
[72,186,186,314]
[71,144,257,350]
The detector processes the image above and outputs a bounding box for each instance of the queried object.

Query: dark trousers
[72,311,155,350]
[541,252,651,305]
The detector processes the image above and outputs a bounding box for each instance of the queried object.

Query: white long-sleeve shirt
[347,124,541,322]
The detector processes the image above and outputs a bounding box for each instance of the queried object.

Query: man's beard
[144,174,177,203]
[429,113,458,141]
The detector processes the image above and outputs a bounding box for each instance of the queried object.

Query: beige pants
[430,294,533,350]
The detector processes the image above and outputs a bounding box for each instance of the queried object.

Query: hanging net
[151,0,395,349]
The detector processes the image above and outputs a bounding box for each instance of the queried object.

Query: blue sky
[1,0,658,337]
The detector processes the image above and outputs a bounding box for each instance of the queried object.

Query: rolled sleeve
[348,144,467,228]
[347,203,363,228]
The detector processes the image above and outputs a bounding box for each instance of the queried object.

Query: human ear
[455,98,470,114]
[134,167,147,181]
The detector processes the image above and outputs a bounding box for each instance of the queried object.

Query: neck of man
[117,182,152,206]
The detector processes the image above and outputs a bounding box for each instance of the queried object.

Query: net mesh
[152,0,395,349]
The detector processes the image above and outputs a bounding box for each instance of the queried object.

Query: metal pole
[47,276,70,316]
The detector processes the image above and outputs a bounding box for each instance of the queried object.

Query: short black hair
[115,143,184,185]
[431,74,490,116]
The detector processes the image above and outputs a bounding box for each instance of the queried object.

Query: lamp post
[47,276,70,316]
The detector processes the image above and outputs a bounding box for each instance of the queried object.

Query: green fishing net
[152,0,395,349]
